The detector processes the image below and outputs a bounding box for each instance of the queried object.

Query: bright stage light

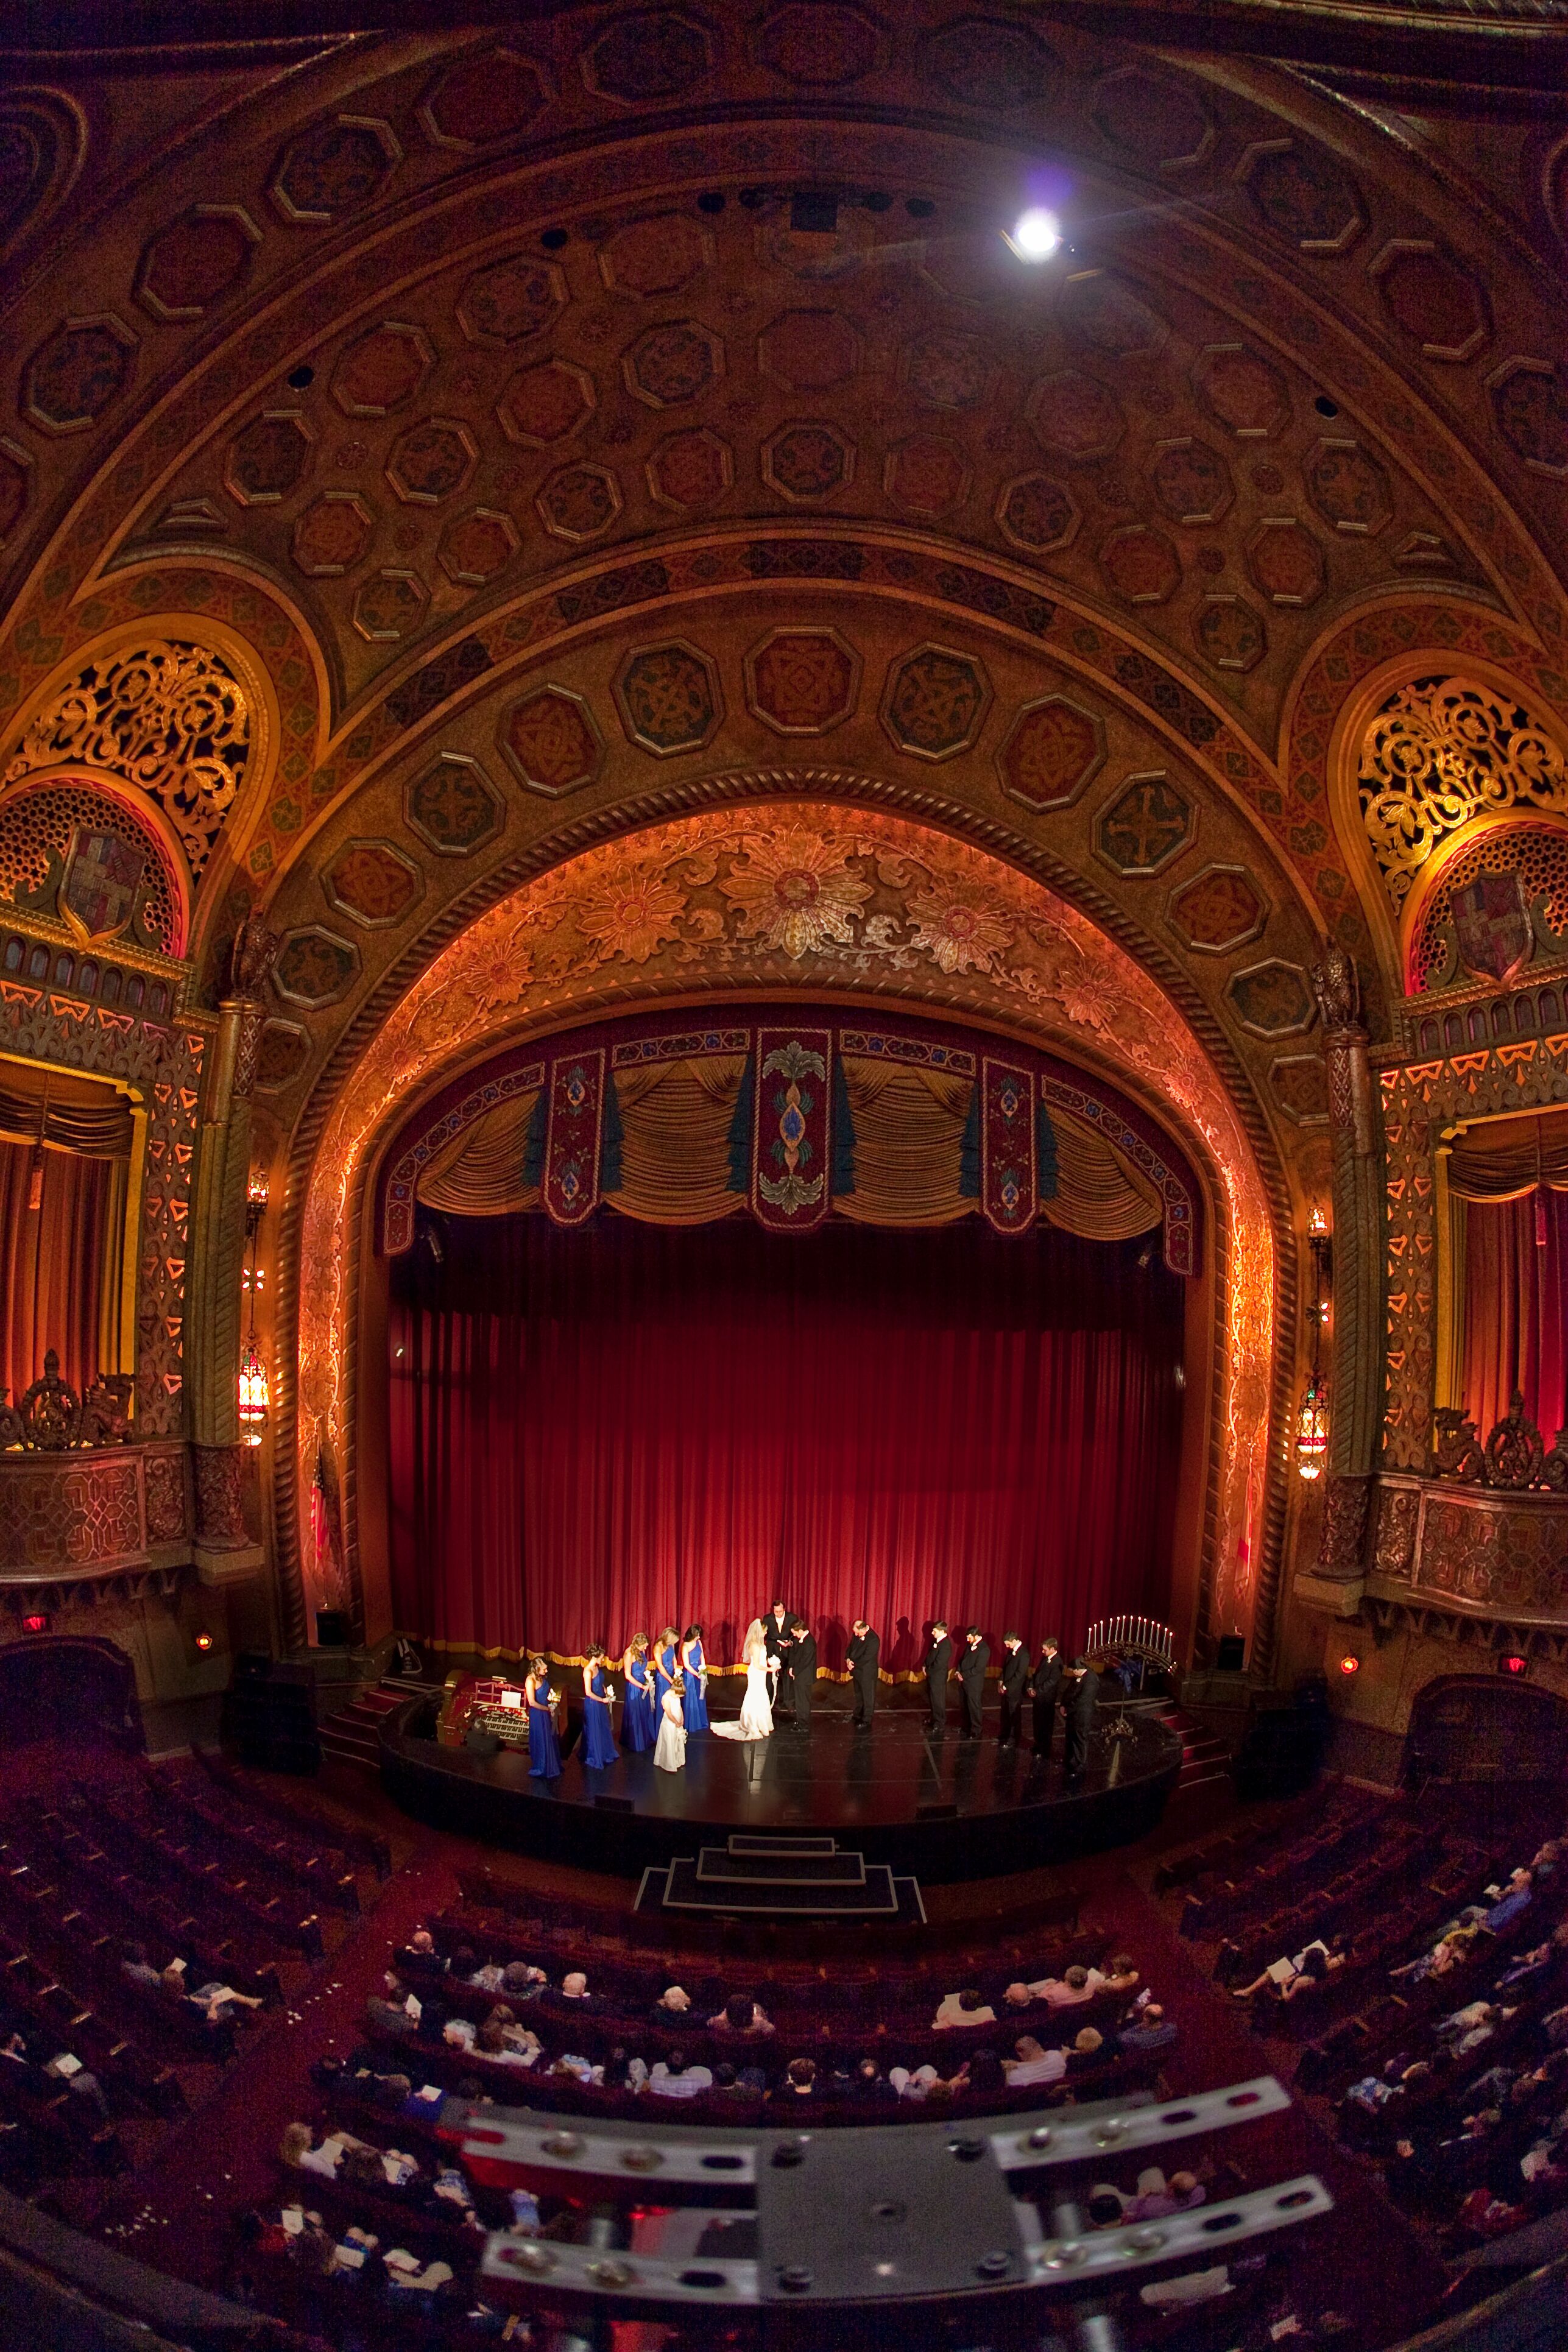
[1005,207,1060,262]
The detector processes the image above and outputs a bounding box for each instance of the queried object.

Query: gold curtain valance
[0,1061,135,1159]
[416,1089,541,1218]
[1447,1107,1568,1202]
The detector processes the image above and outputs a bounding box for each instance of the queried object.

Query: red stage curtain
[0,1136,111,1403]
[1462,1190,1568,1443]
[388,1209,1185,1673]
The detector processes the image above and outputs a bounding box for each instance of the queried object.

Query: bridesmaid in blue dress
[680,1624,710,1733]
[621,1633,655,1753]
[524,1655,562,1781]
[654,1625,680,1717]
[581,1645,620,1769]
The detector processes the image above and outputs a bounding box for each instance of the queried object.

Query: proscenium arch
[275,797,1280,1678]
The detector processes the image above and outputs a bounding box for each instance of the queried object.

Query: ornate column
[187,919,276,1572]
[1310,945,1384,1591]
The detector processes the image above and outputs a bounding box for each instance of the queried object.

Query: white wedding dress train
[713,1651,774,1742]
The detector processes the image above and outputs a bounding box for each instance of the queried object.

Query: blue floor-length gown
[624,1657,656,1751]
[527,1684,562,1780]
[682,1640,710,1732]
[582,1667,620,1768]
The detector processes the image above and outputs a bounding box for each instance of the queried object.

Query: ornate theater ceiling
[2,1,1567,1176]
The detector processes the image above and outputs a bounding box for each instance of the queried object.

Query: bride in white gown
[712,1620,777,1742]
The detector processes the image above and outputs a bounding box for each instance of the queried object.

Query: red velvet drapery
[388,1209,1185,1670]
[1463,1190,1568,1443]
[0,1135,111,1402]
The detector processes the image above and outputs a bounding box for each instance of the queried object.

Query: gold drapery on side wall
[416,1089,541,1218]
[1045,1104,1164,1242]
[1446,1106,1568,1201]
[608,1054,747,1224]
[838,1061,973,1226]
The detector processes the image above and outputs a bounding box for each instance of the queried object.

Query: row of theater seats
[1176,1793,1399,1941]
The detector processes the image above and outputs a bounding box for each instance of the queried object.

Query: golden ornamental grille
[1410,821,1568,992]
[1358,674,1567,913]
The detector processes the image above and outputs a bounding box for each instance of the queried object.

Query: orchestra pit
[2,2,1567,2346]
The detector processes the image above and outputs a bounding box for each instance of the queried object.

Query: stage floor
[379,1693,1184,1884]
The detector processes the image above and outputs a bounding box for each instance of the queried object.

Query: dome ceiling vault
[2,2,1567,1166]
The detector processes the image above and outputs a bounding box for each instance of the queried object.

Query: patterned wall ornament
[1489,359,1568,478]
[980,1057,1037,1235]
[4,640,250,884]
[253,1018,312,1092]
[1058,271,1168,362]
[1357,674,1568,914]
[292,489,375,576]
[1246,519,1325,607]
[456,254,567,345]
[405,751,503,856]
[1370,241,1491,366]
[760,420,853,501]
[1195,595,1266,674]
[1307,439,1391,535]
[332,322,433,418]
[1193,343,1291,440]
[543,1047,606,1226]
[1091,66,1213,171]
[646,426,733,510]
[500,684,605,796]
[1096,774,1193,877]
[535,462,622,540]
[352,568,428,643]
[995,471,1078,555]
[438,506,520,587]
[613,640,723,756]
[1227,958,1317,1039]
[757,308,862,392]
[224,410,313,506]
[756,4,884,85]
[496,358,596,445]
[599,211,712,297]
[752,1029,832,1229]
[1099,523,1181,606]
[387,418,477,505]
[1028,370,1124,461]
[581,10,714,104]
[323,838,423,929]
[996,695,1106,811]
[135,206,261,323]
[1168,866,1266,955]
[22,315,137,434]
[1410,822,1568,994]
[0,777,182,953]
[1270,1053,1329,1124]
[744,627,860,736]
[623,319,723,408]
[0,438,32,548]
[880,643,992,761]
[1150,437,1232,526]
[885,435,970,518]
[272,925,361,1008]
[917,15,1059,113]
[417,48,550,148]
[1237,138,1366,255]
[270,115,400,223]
[904,330,992,411]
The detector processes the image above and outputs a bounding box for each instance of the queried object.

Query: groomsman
[788,1618,817,1728]
[998,1631,1029,1746]
[958,1627,989,1740]
[925,1621,954,1737]
[1029,1636,1063,1757]
[1064,1655,1102,1781]
[767,1601,795,1717]
[847,1620,880,1731]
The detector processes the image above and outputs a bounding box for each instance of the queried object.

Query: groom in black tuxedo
[846,1620,879,1730]
[766,1601,795,1717]
[787,1618,816,1728]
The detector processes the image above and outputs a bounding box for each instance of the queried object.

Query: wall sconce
[239,1169,269,1444]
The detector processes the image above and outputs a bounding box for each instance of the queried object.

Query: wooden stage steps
[638,1834,925,1926]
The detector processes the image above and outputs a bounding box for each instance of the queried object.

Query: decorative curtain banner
[836,1061,975,1227]
[751,1029,833,1232]
[1461,1188,1568,1441]
[1045,1104,1164,1243]
[1042,1076,1193,1274]
[606,1055,749,1225]
[1447,1107,1568,1202]
[981,1058,1038,1235]
[416,1089,541,1220]
[542,1048,606,1227]
[383,1060,545,1251]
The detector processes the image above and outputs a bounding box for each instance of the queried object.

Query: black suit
[847,1628,880,1728]
[1029,1653,1064,1754]
[768,1614,794,1713]
[998,1643,1030,1745]
[1065,1665,1101,1777]
[925,1635,954,1734]
[957,1639,989,1738]
[790,1630,817,1725]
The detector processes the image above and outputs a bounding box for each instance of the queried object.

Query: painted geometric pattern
[615,643,720,752]
[882,645,989,758]
[746,630,858,734]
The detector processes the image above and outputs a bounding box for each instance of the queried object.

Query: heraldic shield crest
[57,825,147,944]
[1453,870,1533,986]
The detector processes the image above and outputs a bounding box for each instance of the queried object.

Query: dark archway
[0,1636,142,1753]
[1405,1675,1568,1787]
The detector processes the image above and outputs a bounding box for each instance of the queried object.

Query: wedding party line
[507,1607,1116,1784]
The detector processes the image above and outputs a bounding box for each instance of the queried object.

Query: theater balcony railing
[1358,1396,1568,1658]
[0,1353,259,1614]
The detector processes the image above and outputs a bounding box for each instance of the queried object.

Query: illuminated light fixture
[1003,205,1061,262]
[21,1612,49,1635]
[238,1167,270,1444]
[1308,1204,1328,1237]
[1296,1370,1329,1481]
[1502,1653,1528,1676]
[1338,1652,1361,1676]
[194,1630,214,1654]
